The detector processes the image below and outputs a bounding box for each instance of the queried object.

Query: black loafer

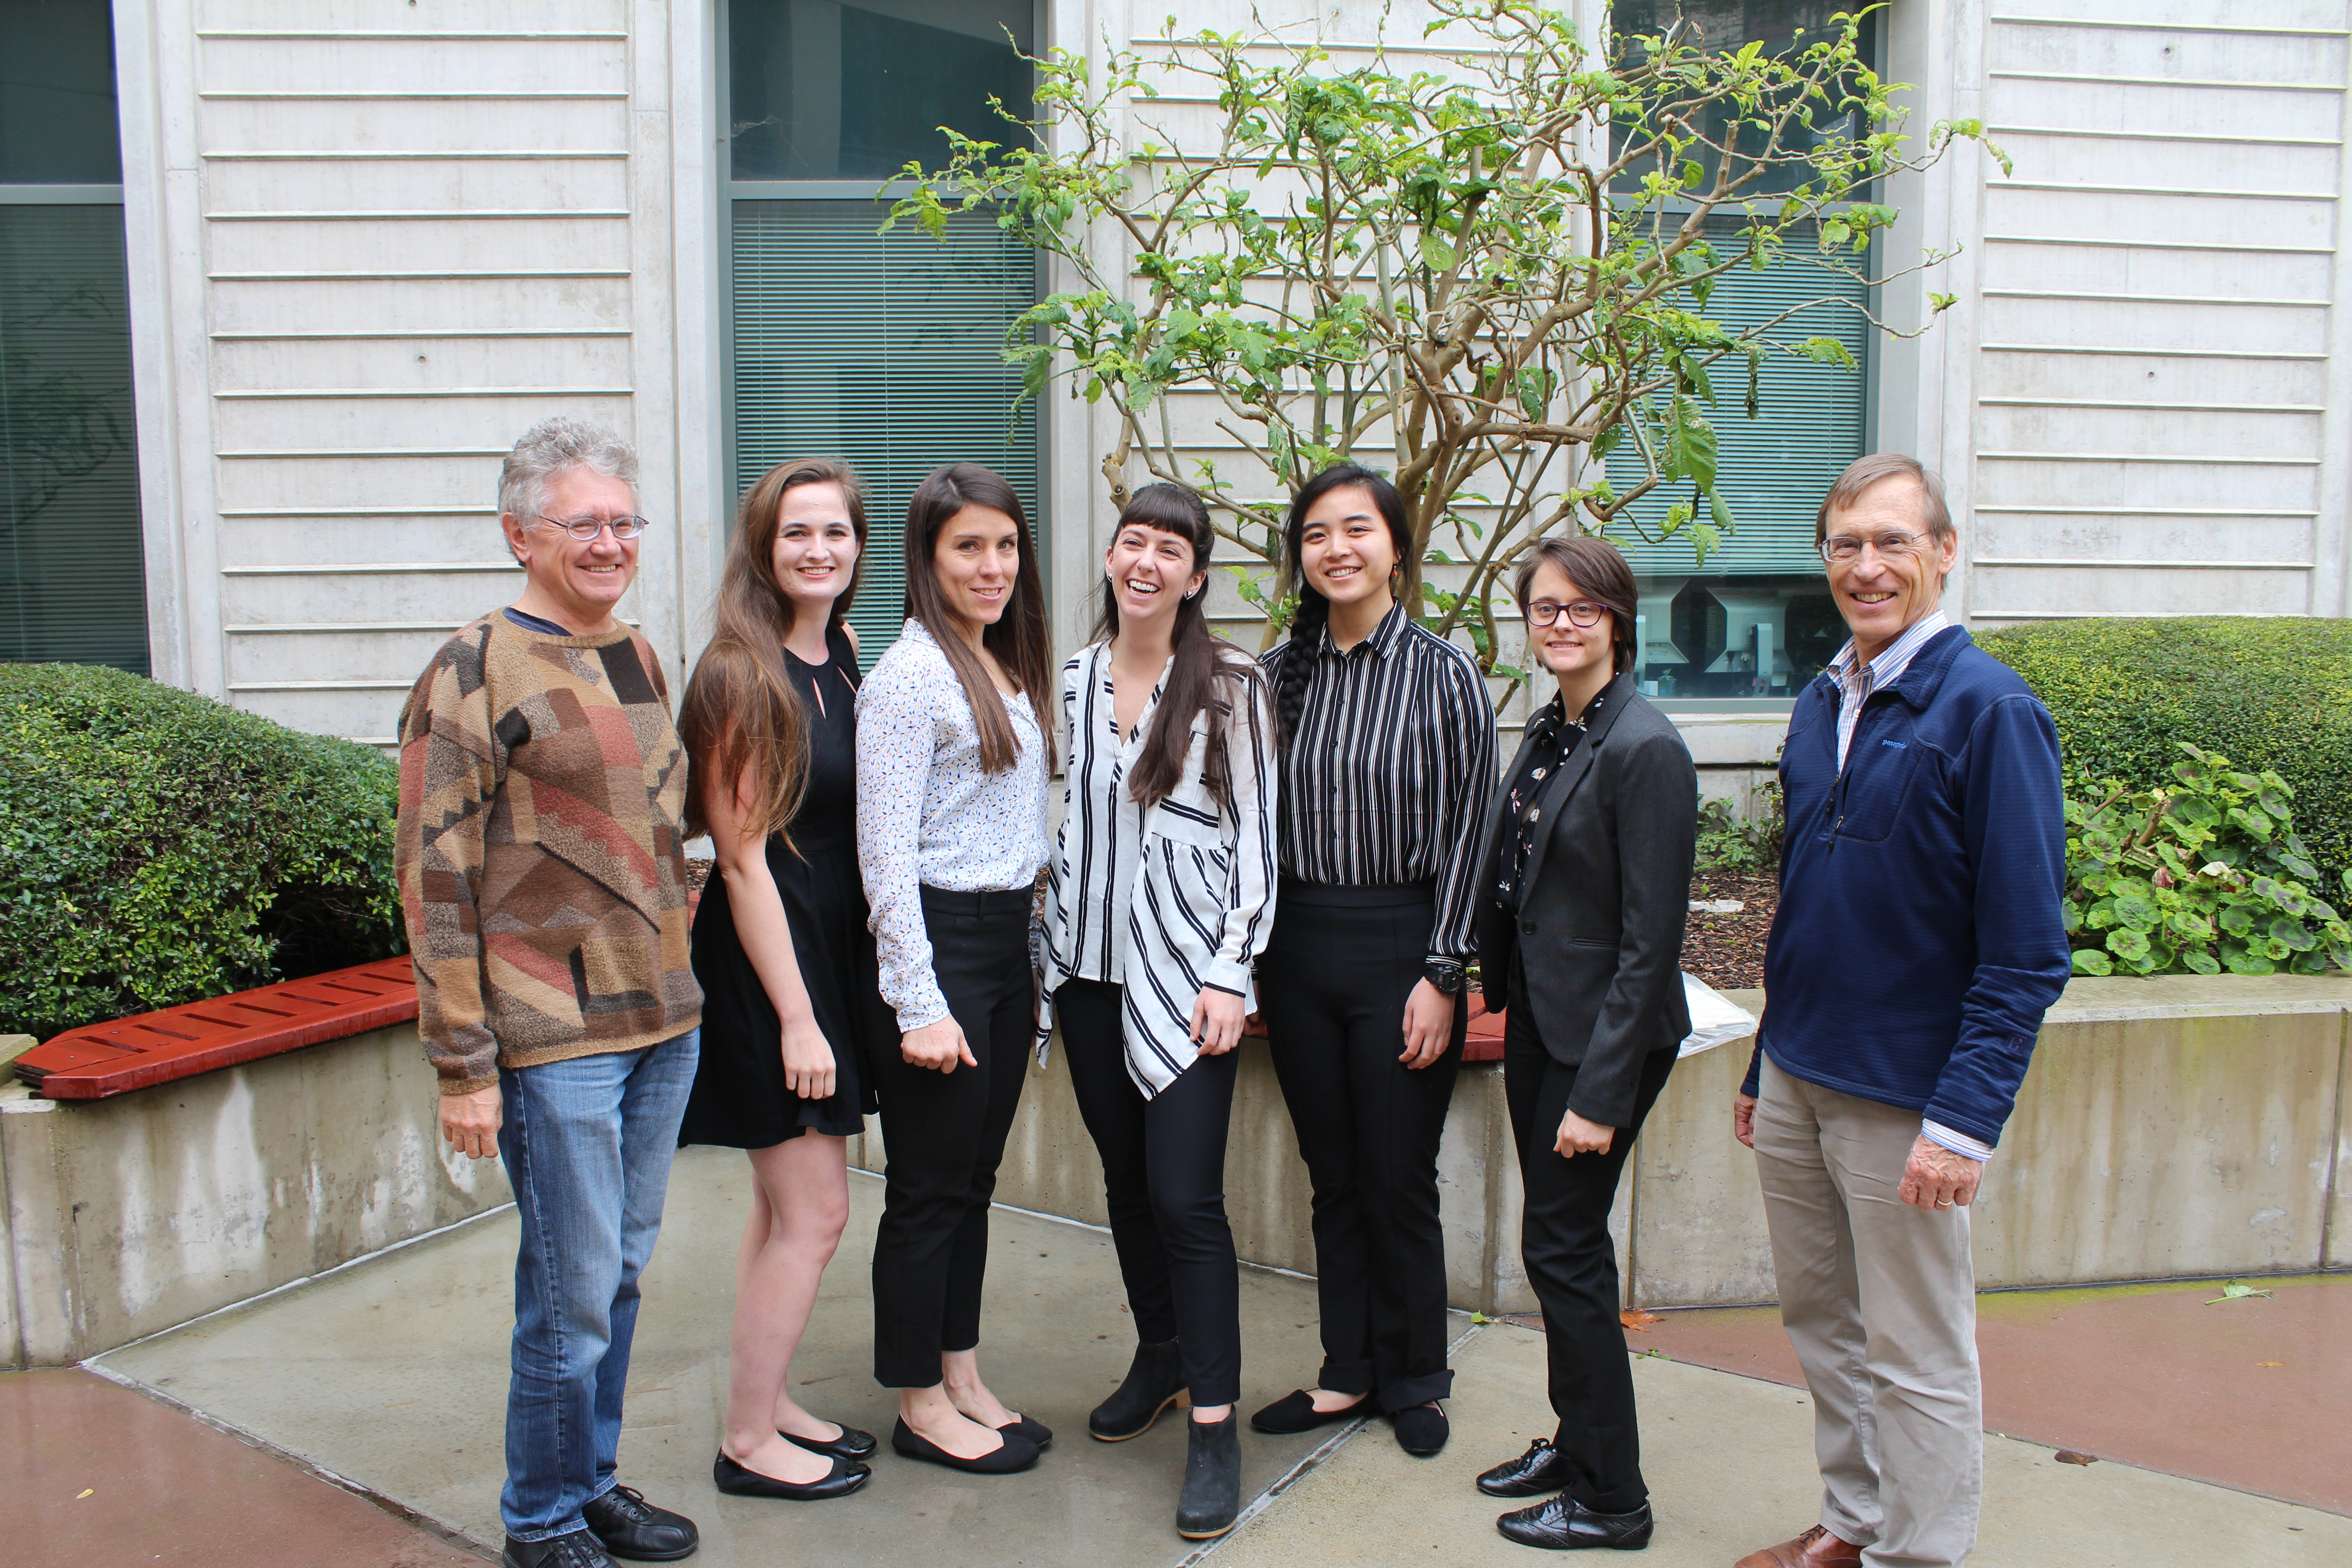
[1392,1402,1450,1456]
[503,1529,613,1568]
[712,1450,870,1501]
[1480,1436,1574,1498]
[781,1422,877,1462]
[581,1484,698,1561]
[890,1417,1040,1474]
[1495,1495,1654,1550]
[1249,1388,1367,1435]
[997,1413,1054,1451]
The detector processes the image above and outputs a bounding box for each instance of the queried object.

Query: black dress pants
[1502,979,1677,1515]
[868,886,1034,1388]
[1259,881,1466,1411]
[1056,978,1242,1406]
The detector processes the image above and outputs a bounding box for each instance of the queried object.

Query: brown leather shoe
[1733,1524,1864,1568]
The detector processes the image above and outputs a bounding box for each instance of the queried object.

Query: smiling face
[1105,519,1205,630]
[933,504,1023,631]
[503,466,639,632]
[1823,475,1958,662]
[1298,483,1398,611]
[1522,560,1615,684]
[770,480,859,623]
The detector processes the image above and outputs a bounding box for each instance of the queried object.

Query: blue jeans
[497,1029,699,1541]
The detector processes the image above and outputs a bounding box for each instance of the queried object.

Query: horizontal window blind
[0,201,147,674]
[731,200,1038,667]
[1606,220,1868,577]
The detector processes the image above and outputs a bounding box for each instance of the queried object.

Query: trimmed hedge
[1979,618,2352,885]
[1,664,404,1041]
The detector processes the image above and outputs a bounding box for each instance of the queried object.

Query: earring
[1184,586,1200,600]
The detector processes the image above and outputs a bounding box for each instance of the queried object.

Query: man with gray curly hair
[397,418,706,1568]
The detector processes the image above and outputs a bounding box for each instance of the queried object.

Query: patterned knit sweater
[395,613,703,1093]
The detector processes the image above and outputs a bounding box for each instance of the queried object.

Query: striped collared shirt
[1827,609,1949,772]
[1259,604,1498,979]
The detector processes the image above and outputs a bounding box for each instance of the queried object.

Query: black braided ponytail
[1274,463,1413,750]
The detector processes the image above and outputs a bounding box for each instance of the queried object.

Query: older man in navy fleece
[1730,454,2069,1568]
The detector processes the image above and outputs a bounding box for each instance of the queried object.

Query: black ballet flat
[711,1450,870,1500]
[781,1422,877,1462]
[1249,1388,1368,1435]
[998,1413,1054,1452]
[890,1417,1040,1475]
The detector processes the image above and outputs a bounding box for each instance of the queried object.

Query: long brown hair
[903,463,1055,773]
[1092,483,1262,807]
[679,458,868,843]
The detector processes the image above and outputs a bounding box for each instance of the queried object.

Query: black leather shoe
[1090,1339,1188,1441]
[1496,1495,1655,1550]
[581,1485,698,1561]
[1175,1411,1243,1540]
[781,1422,877,1462]
[1480,1436,1574,1498]
[890,1417,1040,1474]
[998,1413,1054,1451]
[1249,1388,1367,1435]
[712,1450,871,1501]
[1392,1402,1450,1456]
[503,1528,615,1568]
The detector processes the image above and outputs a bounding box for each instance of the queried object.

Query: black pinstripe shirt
[1259,605,1498,980]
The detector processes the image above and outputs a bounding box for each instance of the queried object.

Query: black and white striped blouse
[1038,640,1278,1095]
[1259,604,1498,984]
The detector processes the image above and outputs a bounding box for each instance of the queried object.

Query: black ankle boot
[1174,1411,1242,1539]
[1089,1338,1187,1441]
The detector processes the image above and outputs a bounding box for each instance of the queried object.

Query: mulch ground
[1682,872,1777,993]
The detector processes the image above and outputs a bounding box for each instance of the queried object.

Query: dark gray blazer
[1474,673,1697,1127]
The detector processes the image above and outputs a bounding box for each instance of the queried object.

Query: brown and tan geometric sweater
[395,613,703,1094]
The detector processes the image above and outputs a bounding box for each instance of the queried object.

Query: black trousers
[1259,881,1466,1411]
[1055,979,1243,1406]
[1503,977,1677,1515]
[868,886,1034,1388]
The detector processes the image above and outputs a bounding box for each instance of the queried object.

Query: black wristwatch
[1422,961,1466,995]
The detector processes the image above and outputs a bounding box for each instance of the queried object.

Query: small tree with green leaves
[893,0,2003,670]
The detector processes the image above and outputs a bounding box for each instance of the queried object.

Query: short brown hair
[1815,453,1954,547]
[1513,534,1639,673]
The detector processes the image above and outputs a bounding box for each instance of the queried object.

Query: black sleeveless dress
[680,624,887,1145]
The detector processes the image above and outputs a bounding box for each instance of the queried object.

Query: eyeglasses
[533,514,652,541]
[1525,599,1609,628]
[1819,529,1930,564]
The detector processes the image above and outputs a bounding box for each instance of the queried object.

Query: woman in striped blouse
[1249,463,1497,1459]
[1036,482,1276,1541]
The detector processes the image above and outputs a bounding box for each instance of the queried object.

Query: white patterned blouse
[855,618,1051,1033]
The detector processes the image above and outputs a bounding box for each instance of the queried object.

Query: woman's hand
[1190,987,1247,1055]
[1398,979,1456,1068]
[781,1014,838,1100]
[440,1084,503,1161]
[902,1018,977,1073]
[1554,1106,1616,1157]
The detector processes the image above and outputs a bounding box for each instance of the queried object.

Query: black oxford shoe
[1495,1495,1654,1551]
[1479,1436,1575,1498]
[581,1483,699,1561]
[502,1528,614,1568]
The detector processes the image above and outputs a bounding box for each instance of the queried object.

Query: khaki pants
[1752,1057,1982,1568]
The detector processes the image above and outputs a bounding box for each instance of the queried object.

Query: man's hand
[781,1016,838,1100]
[441,1084,503,1161]
[1191,987,1247,1056]
[1398,979,1456,1068]
[1554,1107,1615,1157]
[1733,1093,1758,1149]
[902,1018,978,1074]
[1898,1134,1983,1211]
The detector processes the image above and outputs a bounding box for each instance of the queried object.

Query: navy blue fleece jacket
[1741,626,2070,1148]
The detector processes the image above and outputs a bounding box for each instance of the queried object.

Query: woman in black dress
[676,458,892,1503]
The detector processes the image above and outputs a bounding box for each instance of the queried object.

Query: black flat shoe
[1249,1388,1367,1435]
[1480,1436,1574,1498]
[712,1450,870,1501]
[503,1529,613,1568]
[781,1421,877,1461]
[1392,1402,1449,1457]
[1090,1339,1187,1441]
[582,1484,700,1561]
[1495,1495,1654,1550]
[890,1417,1040,1475]
[998,1413,1054,1451]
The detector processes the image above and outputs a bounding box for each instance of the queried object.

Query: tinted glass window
[0,0,121,183]
[731,0,1034,181]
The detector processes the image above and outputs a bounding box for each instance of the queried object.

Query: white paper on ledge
[1679,972,1758,1058]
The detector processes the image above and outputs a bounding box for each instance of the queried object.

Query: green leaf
[2105,927,2151,961]
[2070,948,2113,977]
[2183,949,2221,975]
[1419,232,1458,271]
[1667,398,1718,492]
[1789,336,1857,370]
